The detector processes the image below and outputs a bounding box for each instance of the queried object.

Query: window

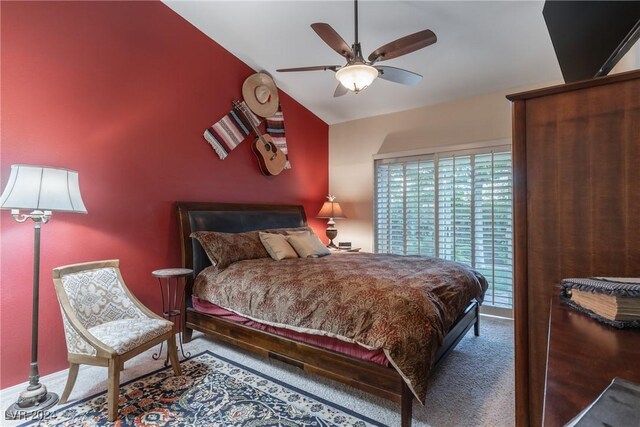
[375,146,513,310]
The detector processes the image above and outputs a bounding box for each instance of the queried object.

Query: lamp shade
[0,165,87,213]
[335,64,379,92]
[317,201,345,219]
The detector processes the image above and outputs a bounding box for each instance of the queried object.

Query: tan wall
[611,42,640,74]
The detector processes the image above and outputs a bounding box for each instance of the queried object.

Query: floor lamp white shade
[2,164,87,419]
[0,165,87,213]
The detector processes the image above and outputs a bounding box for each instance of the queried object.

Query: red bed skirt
[192,296,389,366]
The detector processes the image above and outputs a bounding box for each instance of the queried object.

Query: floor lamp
[1,165,87,420]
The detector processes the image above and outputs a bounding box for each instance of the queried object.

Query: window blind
[375,147,513,309]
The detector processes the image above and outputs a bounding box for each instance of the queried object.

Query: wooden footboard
[182,298,480,426]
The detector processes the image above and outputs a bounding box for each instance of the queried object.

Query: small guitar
[233,100,286,176]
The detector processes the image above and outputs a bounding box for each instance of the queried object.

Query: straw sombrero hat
[242,72,279,118]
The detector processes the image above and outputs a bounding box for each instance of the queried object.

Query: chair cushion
[88,318,173,355]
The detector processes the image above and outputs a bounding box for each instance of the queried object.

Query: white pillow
[286,230,331,258]
[259,232,299,260]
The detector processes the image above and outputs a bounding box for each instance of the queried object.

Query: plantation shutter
[375,147,513,309]
[375,156,436,256]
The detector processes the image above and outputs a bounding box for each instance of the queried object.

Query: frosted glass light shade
[317,201,345,219]
[335,64,379,92]
[0,165,87,213]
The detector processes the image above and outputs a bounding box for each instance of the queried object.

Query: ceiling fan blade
[277,65,340,72]
[368,29,437,63]
[311,23,354,60]
[334,83,349,97]
[376,66,422,86]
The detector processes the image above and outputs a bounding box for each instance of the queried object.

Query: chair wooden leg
[59,362,79,404]
[107,358,120,422]
[167,335,182,376]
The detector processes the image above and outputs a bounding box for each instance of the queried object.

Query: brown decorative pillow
[259,232,299,260]
[190,231,269,269]
[286,230,331,258]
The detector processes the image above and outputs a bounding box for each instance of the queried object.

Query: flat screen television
[543,1,640,83]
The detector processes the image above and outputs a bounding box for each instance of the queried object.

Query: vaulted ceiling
[164,1,562,124]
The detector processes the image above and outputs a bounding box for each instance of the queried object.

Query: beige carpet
[1,315,514,426]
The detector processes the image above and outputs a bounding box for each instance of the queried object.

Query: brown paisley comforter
[193,252,487,402]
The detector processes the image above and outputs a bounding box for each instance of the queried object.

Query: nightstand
[330,247,361,252]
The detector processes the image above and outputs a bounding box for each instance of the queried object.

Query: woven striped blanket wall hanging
[203,103,290,169]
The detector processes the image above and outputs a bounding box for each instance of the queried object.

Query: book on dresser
[561,278,640,328]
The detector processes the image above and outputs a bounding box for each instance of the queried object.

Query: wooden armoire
[507,70,640,426]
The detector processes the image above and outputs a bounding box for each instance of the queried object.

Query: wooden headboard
[176,202,307,277]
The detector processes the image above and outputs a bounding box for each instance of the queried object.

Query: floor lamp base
[5,385,58,420]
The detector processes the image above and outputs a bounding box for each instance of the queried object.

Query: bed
[176,201,486,427]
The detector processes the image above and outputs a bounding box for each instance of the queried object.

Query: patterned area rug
[20,351,384,426]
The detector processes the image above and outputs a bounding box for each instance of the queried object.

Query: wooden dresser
[544,296,640,426]
[507,70,640,426]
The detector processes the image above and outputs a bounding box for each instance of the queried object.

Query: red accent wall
[0,1,328,388]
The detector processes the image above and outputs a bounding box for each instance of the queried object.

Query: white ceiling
[164,1,562,124]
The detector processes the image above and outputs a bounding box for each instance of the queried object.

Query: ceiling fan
[276,0,437,97]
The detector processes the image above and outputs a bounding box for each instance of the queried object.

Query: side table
[330,247,361,252]
[151,268,193,365]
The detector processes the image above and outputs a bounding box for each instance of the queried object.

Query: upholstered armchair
[52,260,181,422]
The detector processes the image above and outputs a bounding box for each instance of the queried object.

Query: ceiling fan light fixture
[277,1,436,97]
[335,64,378,93]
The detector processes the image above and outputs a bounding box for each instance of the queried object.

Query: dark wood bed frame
[176,202,480,427]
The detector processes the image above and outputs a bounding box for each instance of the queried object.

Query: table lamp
[316,194,345,248]
[1,165,87,419]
